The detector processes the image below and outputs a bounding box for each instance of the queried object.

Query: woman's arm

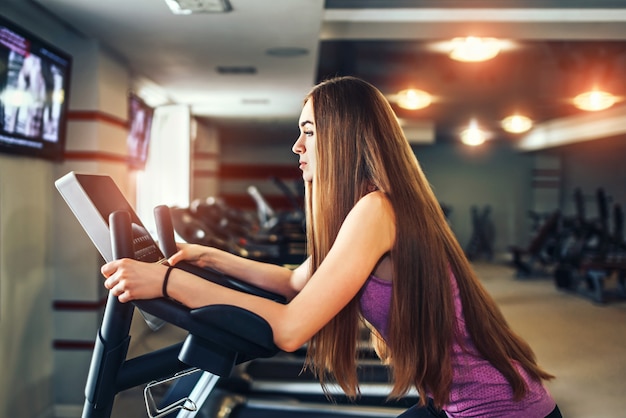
[168,244,310,299]
[102,191,395,352]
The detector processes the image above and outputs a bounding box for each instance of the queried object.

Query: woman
[102,76,561,417]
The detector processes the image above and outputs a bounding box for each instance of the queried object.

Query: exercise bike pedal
[143,368,202,418]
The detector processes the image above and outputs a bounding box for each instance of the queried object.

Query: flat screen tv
[127,93,154,169]
[0,14,72,161]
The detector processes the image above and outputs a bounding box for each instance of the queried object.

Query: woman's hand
[168,243,213,268]
[102,258,168,303]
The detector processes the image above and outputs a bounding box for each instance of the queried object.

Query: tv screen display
[0,14,72,161]
[127,93,153,169]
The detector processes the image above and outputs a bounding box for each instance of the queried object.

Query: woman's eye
[304,130,314,136]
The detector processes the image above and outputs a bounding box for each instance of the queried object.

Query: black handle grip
[83,211,135,418]
[110,210,135,259]
[155,205,287,303]
[154,205,178,258]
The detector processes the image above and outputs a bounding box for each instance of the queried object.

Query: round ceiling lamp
[573,90,617,111]
[449,37,502,62]
[460,119,489,146]
[501,114,533,134]
[396,88,432,110]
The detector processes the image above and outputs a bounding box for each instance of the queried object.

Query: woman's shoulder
[349,191,395,226]
[359,190,390,207]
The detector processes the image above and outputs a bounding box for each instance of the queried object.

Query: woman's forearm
[191,246,300,299]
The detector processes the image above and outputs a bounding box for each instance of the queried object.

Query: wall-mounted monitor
[0,14,72,161]
[127,93,154,169]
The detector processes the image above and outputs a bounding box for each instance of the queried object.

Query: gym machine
[56,172,287,417]
[554,188,626,303]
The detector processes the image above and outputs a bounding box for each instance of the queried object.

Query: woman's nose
[292,134,304,154]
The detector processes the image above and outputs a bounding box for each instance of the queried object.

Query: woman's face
[293,99,317,182]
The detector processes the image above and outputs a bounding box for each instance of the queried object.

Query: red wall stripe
[68,110,128,130]
[53,298,107,311]
[65,111,128,163]
[221,193,302,211]
[64,150,127,164]
[53,340,95,350]
[194,151,219,160]
[194,169,219,178]
[219,164,300,180]
[52,297,106,351]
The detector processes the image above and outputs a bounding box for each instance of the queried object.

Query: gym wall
[560,137,626,224]
[0,2,132,417]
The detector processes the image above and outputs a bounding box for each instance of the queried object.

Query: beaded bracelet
[162,266,175,298]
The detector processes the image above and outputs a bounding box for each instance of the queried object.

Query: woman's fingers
[101,259,131,296]
[101,258,170,302]
[168,243,200,266]
[101,260,118,278]
[104,276,114,290]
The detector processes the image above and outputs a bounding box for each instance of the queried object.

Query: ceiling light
[573,90,617,111]
[164,0,232,15]
[460,120,488,146]
[449,37,502,62]
[395,89,432,110]
[501,114,533,134]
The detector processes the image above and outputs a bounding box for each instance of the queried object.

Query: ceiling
[26,0,626,147]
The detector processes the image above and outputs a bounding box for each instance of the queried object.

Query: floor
[107,261,626,418]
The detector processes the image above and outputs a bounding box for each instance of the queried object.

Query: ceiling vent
[164,0,232,15]
[217,66,257,75]
[266,47,309,58]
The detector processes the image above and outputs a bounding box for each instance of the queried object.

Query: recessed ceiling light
[501,114,533,134]
[164,0,232,15]
[460,119,489,146]
[449,37,502,62]
[395,89,432,110]
[573,90,617,111]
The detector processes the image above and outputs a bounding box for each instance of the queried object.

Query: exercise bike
[56,172,408,418]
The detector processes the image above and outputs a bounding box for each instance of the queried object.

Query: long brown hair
[303,76,553,408]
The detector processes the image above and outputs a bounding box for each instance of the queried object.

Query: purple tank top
[359,274,556,417]
[360,275,392,339]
